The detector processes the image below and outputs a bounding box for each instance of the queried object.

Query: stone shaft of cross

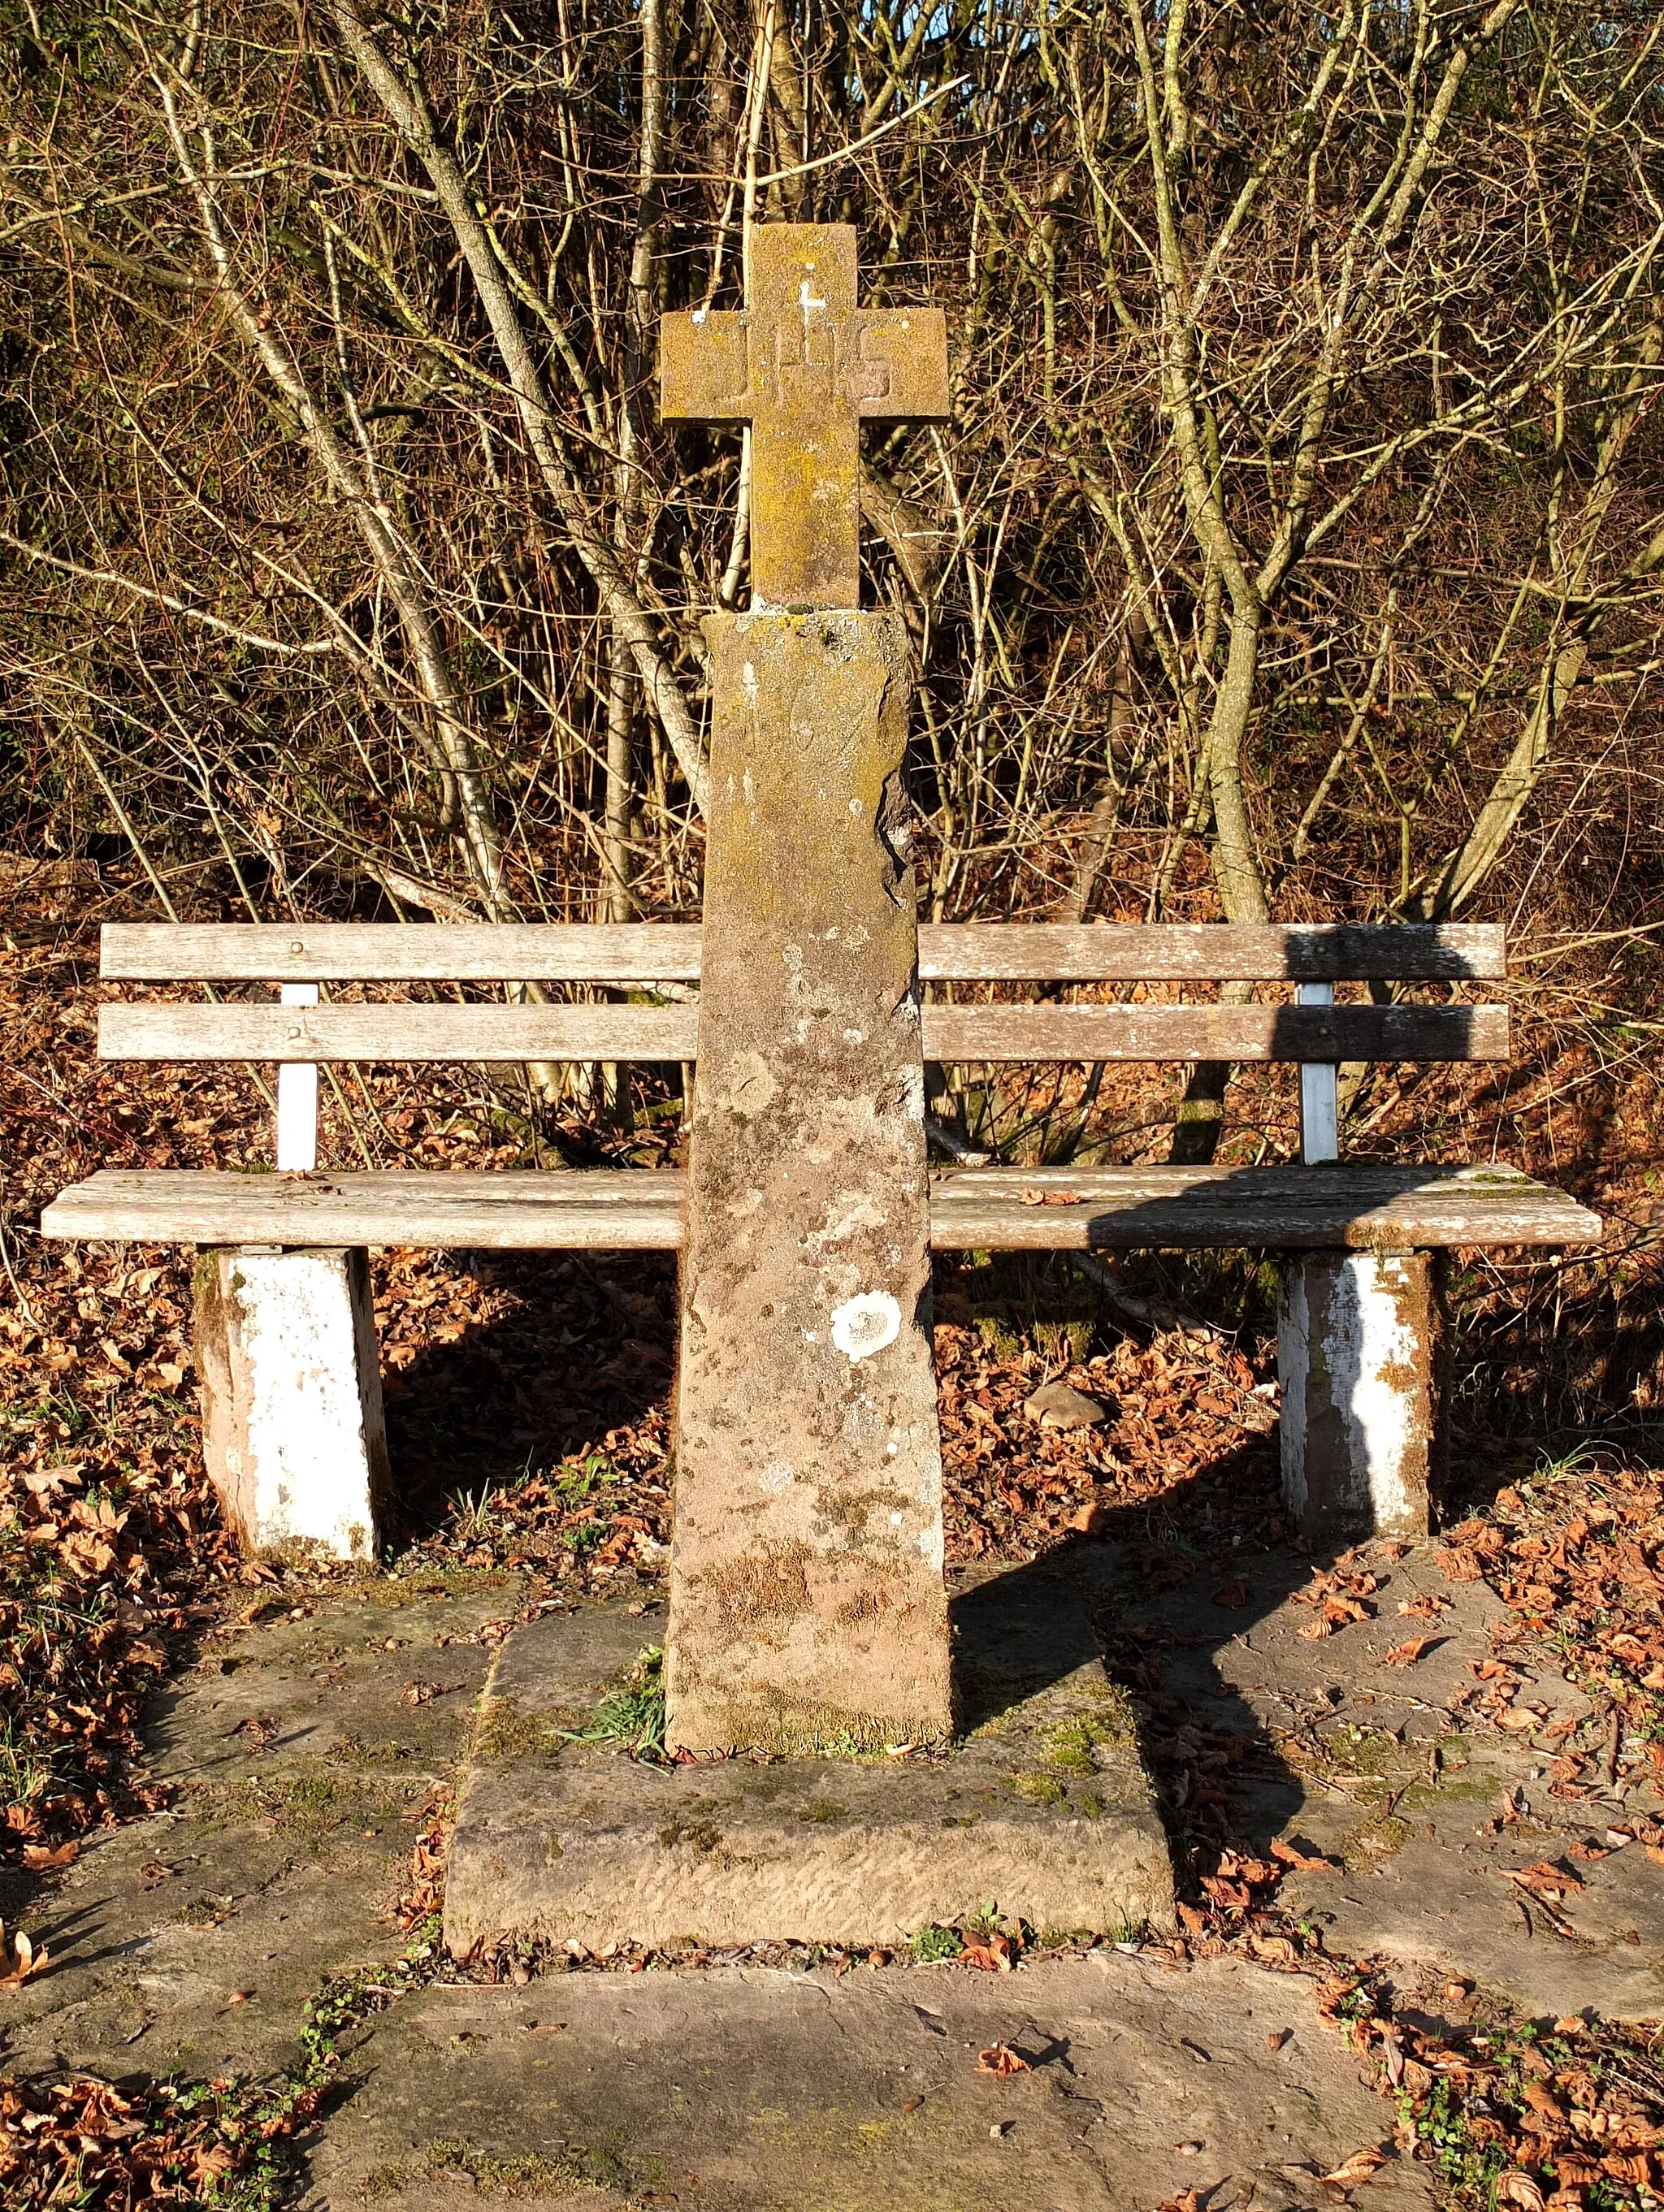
[661,227,952,1753]
[661,224,949,610]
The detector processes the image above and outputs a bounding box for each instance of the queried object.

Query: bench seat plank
[41,1163,1597,1252]
[930,1162,1601,1251]
[41,1170,688,1249]
[98,1000,1508,1066]
[100,920,1506,984]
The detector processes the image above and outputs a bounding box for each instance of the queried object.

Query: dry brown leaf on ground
[1397,1594,1448,1620]
[976,2042,1029,2076]
[1320,2145,1388,2197]
[20,1841,76,1871]
[1383,1635,1438,1666]
[1270,1836,1336,1872]
[0,1925,47,1990]
[1506,1861,1585,1900]
[960,1931,1017,1972]
[1497,2173,1548,2212]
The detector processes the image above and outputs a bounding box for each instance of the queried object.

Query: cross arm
[661,310,750,422]
[849,310,951,422]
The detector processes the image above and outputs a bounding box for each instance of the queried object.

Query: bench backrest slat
[99,920,1506,984]
[98,1000,1509,1066]
[276,983,319,1171]
[1298,980,1340,1164]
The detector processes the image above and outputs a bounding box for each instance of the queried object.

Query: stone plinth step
[443,1572,1175,1958]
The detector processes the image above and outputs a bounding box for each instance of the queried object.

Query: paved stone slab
[0,1570,518,2084]
[1122,1539,1664,2024]
[669,608,949,1755]
[444,1572,1173,1956]
[298,1953,1439,2212]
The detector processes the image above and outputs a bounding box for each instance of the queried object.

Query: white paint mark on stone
[916,1522,945,1571]
[761,1458,795,1494]
[830,1289,903,1364]
[890,1511,903,1525]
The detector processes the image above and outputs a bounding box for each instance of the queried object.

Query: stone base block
[1278,1249,1443,1545]
[444,1571,1175,1957]
[193,1245,390,1562]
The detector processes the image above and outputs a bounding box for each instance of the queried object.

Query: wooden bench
[42,916,1597,1556]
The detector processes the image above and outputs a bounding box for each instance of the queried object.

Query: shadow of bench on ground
[950,1452,1312,1871]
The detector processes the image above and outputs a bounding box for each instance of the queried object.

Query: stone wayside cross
[661,225,952,1752]
[662,225,948,609]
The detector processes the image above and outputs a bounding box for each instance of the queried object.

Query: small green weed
[909,1923,964,1963]
[564,1645,666,1762]
[555,1452,618,1500]
[444,1483,499,1539]
[1532,1438,1610,1483]
[0,1716,55,1821]
[1400,2076,1508,2201]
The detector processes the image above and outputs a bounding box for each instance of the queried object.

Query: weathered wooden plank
[922,923,1506,981]
[934,1163,1542,1201]
[98,1002,701,1063]
[101,924,706,983]
[40,1170,687,1249]
[930,1188,1600,1250]
[101,920,1507,984]
[99,999,1508,1066]
[46,1167,687,1206]
[41,1162,1599,1252]
[930,1162,1599,1249]
[922,1002,1508,1063]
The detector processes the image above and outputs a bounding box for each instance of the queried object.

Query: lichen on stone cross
[660,223,949,610]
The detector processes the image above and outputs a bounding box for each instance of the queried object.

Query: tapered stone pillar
[666,610,950,1752]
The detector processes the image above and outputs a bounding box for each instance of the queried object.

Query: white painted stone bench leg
[191,977,389,1561]
[1277,980,1442,1543]
[1277,1249,1444,1543]
[194,1245,390,1561]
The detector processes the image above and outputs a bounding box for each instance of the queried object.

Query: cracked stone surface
[443,1563,1173,1956]
[1120,1539,1664,2024]
[296,1953,1440,2212]
[0,1568,520,2083]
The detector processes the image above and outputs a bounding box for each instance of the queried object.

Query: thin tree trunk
[332,0,710,818]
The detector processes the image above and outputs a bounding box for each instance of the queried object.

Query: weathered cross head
[661,224,949,611]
